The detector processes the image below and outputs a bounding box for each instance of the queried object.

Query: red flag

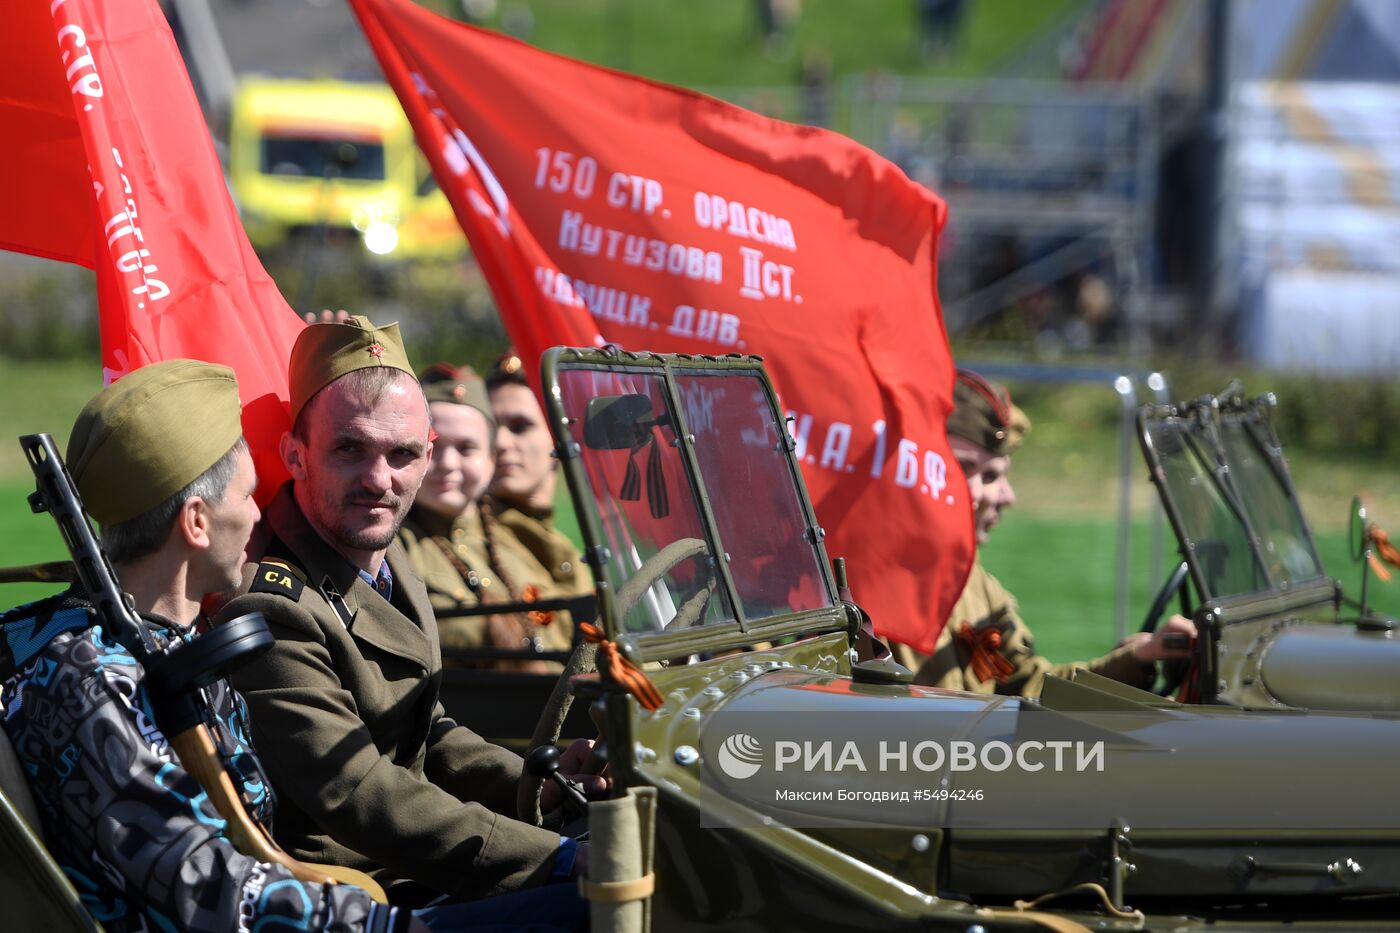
[349,0,972,650]
[0,0,302,500]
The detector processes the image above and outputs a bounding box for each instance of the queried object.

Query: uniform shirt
[488,498,593,606]
[396,506,572,667]
[890,558,1153,698]
[218,483,562,903]
[0,588,398,933]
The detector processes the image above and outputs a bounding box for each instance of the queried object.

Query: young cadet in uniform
[890,370,1196,697]
[0,360,410,932]
[216,318,600,916]
[396,365,573,671]
[484,353,592,616]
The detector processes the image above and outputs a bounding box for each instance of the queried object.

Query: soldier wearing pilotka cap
[0,360,412,932]
[215,316,597,924]
[888,369,1196,697]
[485,351,593,613]
[396,364,573,672]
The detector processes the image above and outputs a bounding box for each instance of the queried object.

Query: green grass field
[446,0,1085,93]
[980,514,1400,665]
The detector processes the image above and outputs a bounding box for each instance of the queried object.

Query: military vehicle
[507,349,1400,931]
[1137,384,1400,709]
[6,352,1400,931]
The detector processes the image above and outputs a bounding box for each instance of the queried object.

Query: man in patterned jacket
[0,360,415,932]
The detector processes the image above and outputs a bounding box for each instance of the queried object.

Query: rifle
[20,433,386,901]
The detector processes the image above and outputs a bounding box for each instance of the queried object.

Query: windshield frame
[542,347,847,663]
[1139,393,1329,607]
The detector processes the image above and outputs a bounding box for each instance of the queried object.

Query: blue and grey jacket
[0,588,406,933]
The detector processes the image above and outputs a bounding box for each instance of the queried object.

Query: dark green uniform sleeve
[423,703,528,816]
[225,591,561,900]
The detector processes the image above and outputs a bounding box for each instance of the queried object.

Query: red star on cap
[367,343,385,358]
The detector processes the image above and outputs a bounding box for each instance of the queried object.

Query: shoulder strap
[254,535,353,630]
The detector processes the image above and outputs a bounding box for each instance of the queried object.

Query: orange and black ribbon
[1367,522,1400,582]
[955,621,1017,684]
[580,622,664,711]
[521,583,556,627]
[618,429,669,520]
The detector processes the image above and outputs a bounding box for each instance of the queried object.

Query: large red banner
[1,0,302,499]
[349,0,973,649]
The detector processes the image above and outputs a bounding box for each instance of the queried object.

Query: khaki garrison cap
[67,360,243,526]
[288,315,415,423]
[420,363,497,435]
[948,369,1031,458]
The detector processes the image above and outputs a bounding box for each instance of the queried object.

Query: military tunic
[891,558,1152,698]
[490,498,592,605]
[396,507,572,668]
[216,484,561,903]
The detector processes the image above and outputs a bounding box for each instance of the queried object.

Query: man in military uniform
[890,370,1196,697]
[485,352,592,613]
[0,361,408,931]
[216,318,601,913]
[397,364,573,671]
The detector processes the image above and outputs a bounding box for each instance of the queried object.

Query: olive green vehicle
[1137,384,1400,709]
[515,349,1400,931]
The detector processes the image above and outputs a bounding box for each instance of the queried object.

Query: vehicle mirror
[583,394,658,450]
[1349,495,1368,563]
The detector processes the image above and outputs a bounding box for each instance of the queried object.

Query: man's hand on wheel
[1127,614,1197,663]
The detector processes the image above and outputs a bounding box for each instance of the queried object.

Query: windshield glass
[1148,420,1265,599]
[1218,416,1324,586]
[557,368,735,635]
[260,135,386,180]
[1147,411,1323,601]
[675,373,831,620]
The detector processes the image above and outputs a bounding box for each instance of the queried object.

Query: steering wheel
[1141,560,1194,697]
[1141,561,1191,635]
[516,537,714,824]
[613,537,714,625]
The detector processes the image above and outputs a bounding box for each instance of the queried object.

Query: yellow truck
[228,76,463,261]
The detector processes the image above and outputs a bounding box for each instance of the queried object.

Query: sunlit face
[950,435,1016,545]
[489,382,555,508]
[417,401,494,519]
[202,446,260,592]
[283,373,432,563]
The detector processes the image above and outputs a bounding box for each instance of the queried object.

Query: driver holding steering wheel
[216,316,606,919]
[889,370,1197,697]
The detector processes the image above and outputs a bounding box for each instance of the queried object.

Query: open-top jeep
[512,349,1400,931]
[1138,384,1400,709]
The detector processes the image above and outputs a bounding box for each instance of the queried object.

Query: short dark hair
[101,438,248,565]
